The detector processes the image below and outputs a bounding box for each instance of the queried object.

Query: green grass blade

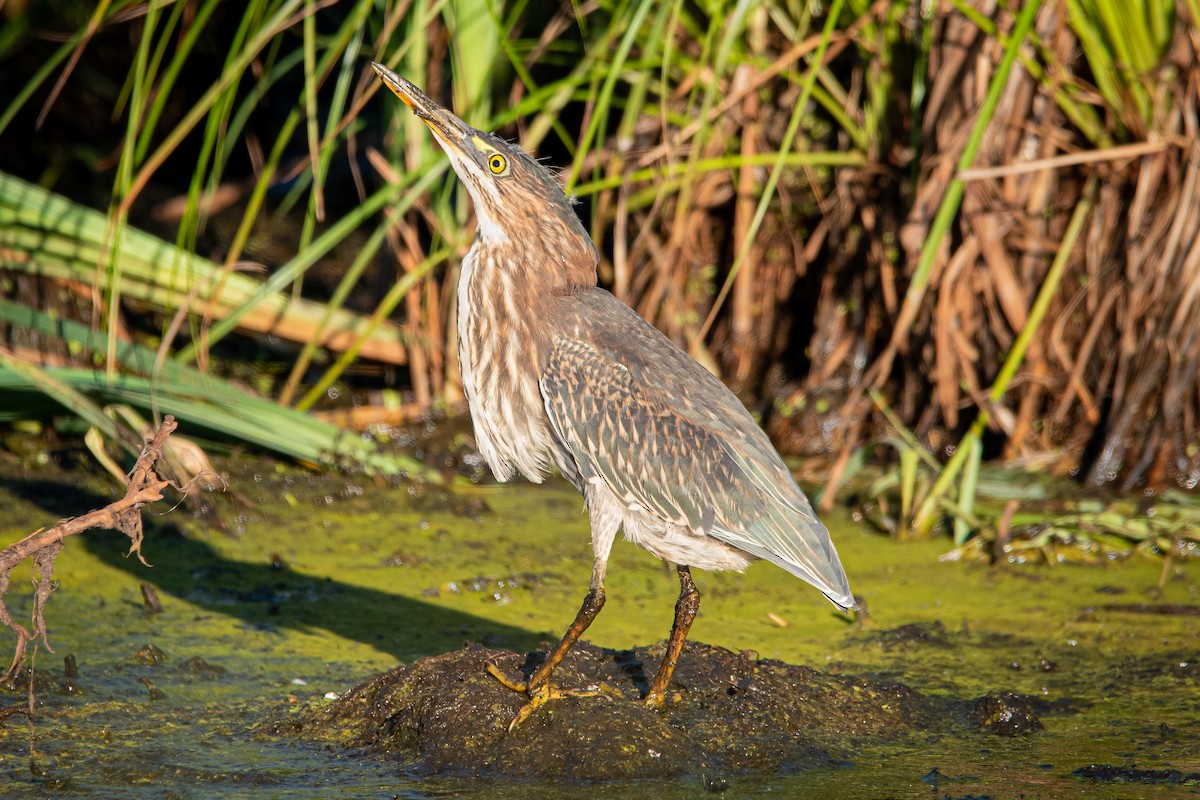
[872,0,1042,386]
[699,0,849,339]
[0,350,133,455]
[913,175,1098,536]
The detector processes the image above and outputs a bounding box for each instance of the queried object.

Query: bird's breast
[457,248,558,483]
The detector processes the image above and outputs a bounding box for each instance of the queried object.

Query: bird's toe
[485,661,529,693]
[486,665,615,731]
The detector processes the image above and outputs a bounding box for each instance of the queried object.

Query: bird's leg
[486,560,609,729]
[644,565,699,709]
[529,582,605,691]
[487,491,620,729]
[487,580,605,694]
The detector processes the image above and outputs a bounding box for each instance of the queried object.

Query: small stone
[178,656,226,679]
[140,583,164,615]
[139,677,166,701]
[133,644,168,665]
[968,691,1044,735]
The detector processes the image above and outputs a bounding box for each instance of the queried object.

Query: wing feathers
[541,335,852,608]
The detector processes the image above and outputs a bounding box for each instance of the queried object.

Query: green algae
[0,459,1197,798]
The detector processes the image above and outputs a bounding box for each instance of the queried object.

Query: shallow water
[0,465,1196,798]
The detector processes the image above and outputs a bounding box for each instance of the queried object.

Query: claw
[506,682,579,731]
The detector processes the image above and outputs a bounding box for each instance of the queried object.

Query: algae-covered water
[0,461,1196,798]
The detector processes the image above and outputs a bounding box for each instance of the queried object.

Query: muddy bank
[270,638,1047,780]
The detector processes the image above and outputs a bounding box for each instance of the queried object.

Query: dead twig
[956,138,1187,182]
[0,415,191,685]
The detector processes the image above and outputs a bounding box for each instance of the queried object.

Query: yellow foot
[485,662,607,731]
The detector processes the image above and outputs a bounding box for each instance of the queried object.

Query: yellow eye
[487,153,508,174]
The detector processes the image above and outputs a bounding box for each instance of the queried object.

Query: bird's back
[541,287,853,608]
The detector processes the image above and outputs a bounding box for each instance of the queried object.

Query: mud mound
[269,640,1041,780]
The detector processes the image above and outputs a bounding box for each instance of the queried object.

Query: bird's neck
[470,215,599,297]
[455,221,600,403]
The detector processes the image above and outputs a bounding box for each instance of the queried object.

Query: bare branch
[0,415,182,685]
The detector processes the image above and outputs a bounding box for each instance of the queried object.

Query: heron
[371,62,853,729]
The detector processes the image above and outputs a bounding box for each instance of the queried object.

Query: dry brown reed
[3,0,1198,499]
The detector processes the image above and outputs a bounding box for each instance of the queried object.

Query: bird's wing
[540,332,852,608]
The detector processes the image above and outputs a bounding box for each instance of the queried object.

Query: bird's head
[372,62,597,288]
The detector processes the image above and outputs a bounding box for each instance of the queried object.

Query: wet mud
[273,639,1031,780]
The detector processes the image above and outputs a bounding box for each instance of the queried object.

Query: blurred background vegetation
[0,0,1198,555]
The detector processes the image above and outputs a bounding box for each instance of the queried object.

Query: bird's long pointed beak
[370,62,472,151]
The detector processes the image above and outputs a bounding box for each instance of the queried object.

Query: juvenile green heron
[372,63,853,728]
